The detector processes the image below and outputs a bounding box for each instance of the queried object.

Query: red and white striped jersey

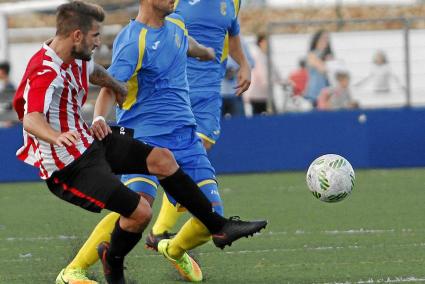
[13,42,95,179]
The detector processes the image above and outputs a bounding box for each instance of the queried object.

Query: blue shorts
[120,126,223,216]
[190,91,222,144]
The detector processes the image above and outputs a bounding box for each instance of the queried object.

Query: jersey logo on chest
[220,1,227,16]
[152,41,160,50]
[175,34,181,48]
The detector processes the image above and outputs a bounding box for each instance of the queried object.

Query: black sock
[108,220,143,264]
[159,168,226,234]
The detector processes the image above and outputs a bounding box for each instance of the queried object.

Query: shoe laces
[229,216,241,222]
[176,254,192,274]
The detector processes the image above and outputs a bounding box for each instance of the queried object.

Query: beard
[155,3,173,17]
[71,42,93,61]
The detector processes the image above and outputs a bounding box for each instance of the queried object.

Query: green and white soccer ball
[306,154,355,203]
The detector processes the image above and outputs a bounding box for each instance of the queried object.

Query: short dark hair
[0,62,10,75]
[56,1,105,36]
[335,71,349,80]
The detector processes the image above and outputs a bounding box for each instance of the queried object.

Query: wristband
[93,116,106,123]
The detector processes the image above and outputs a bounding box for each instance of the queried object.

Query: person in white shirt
[354,50,405,94]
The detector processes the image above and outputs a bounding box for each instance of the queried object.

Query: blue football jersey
[174,0,241,92]
[108,13,196,138]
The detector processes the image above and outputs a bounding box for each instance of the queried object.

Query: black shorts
[46,127,154,217]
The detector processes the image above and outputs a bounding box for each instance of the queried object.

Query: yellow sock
[152,193,184,235]
[67,212,120,270]
[167,217,211,260]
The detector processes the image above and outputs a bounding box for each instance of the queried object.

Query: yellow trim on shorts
[122,28,147,110]
[197,179,217,188]
[124,177,158,189]
[175,179,217,211]
[196,132,216,144]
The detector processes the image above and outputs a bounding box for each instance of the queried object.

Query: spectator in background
[244,33,281,116]
[289,58,308,96]
[0,62,16,112]
[354,50,404,93]
[221,40,254,117]
[317,70,358,110]
[305,30,334,105]
[0,61,17,127]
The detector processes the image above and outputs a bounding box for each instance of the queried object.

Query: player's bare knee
[147,148,178,176]
[131,200,152,230]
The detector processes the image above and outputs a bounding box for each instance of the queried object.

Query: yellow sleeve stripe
[166,17,188,36]
[173,0,180,9]
[122,28,148,110]
[197,179,217,188]
[196,132,217,144]
[220,32,229,63]
[124,177,158,189]
[233,0,241,17]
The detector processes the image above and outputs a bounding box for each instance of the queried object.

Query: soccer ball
[306,154,355,203]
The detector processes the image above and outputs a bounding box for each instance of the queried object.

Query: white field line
[196,241,425,256]
[2,254,425,284]
[262,228,418,236]
[318,276,425,283]
[0,235,78,241]
[0,228,421,242]
[3,241,425,261]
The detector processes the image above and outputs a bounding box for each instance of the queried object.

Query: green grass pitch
[1,169,425,283]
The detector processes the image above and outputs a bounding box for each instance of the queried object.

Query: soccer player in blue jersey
[146,0,253,259]
[176,0,251,150]
[56,0,266,283]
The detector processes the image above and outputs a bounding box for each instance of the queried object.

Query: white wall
[266,0,416,7]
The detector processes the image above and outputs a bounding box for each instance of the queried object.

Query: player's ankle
[167,243,185,260]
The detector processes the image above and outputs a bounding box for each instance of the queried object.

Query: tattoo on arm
[89,63,127,95]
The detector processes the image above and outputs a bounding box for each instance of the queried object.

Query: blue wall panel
[365,108,425,168]
[0,126,38,182]
[1,108,424,182]
[208,108,425,174]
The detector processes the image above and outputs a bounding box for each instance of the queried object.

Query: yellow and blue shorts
[120,126,223,216]
[190,91,222,144]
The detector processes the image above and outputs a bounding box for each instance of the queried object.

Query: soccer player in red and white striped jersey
[14,41,95,179]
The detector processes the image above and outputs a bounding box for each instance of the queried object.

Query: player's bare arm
[229,35,251,96]
[90,63,128,105]
[23,112,80,147]
[187,36,215,61]
[90,87,117,140]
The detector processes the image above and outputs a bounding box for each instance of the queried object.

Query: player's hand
[234,63,251,96]
[112,83,128,108]
[197,47,215,61]
[55,131,81,147]
[90,116,112,141]
[115,92,127,108]
[205,47,215,61]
